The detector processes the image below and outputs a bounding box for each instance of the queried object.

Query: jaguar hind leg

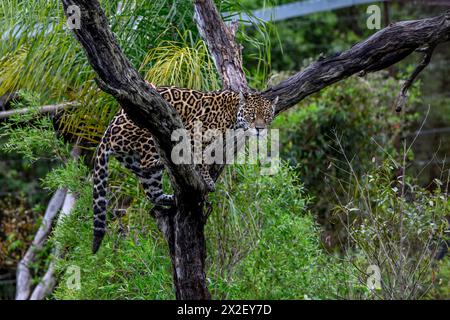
[139,168,175,206]
[116,152,174,206]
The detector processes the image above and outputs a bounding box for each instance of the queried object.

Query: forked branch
[394,45,436,112]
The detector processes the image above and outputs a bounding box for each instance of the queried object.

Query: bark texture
[194,0,249,93]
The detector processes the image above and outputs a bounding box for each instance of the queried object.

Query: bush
[48,159,174,300]
[51,160,354,299]
[207,163,355,299]
[272,72,420,247]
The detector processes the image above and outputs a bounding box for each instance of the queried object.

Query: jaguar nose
[254,118,266,136]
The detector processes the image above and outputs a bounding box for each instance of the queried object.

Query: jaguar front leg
[198,164,215,192]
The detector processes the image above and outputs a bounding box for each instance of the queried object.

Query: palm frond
[141,30,220,91]
[0,0,197,145]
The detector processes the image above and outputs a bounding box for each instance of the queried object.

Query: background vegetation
[0,0,448,299]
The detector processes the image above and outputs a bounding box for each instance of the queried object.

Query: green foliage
[207,164,354,299]
[271,72,421,246]
[0,90,65,207]
[0,92,61,284]
[0,91,70,163]
[141,30,220,90]
[50,161,354,299]
[274,72,419,185]
[43,159,90,194]
[0,0,195,98]
[52,174,173,299]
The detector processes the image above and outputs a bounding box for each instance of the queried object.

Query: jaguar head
[236,92,278,137]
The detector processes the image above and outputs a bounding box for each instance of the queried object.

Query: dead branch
[28,262,56,300]
[394,45,436,112]
[0,102,78,120]
[15,188,67,300]
[28,192,77,300]
[27,147,81,300]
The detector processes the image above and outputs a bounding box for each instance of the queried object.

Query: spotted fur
[92,86,278,253]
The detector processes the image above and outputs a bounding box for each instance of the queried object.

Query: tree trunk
[152,202,210,299]
[173,208,209,299]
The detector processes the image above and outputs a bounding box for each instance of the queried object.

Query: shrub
[334,159,449,299]
[50,161,353,299]
[272,72,420,247]
[207,163,354,299]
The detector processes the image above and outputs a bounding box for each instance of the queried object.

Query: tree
[61,0,450,299]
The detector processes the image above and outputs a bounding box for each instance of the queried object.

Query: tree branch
[394,44,436,112]
[27,190,78,300]
[0,102,78,120]
[15,188,67,300]
[28,147,80,300]
[194,0,249,92]
[261,11,450,114]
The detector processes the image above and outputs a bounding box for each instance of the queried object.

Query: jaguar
[92,84,278,253]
